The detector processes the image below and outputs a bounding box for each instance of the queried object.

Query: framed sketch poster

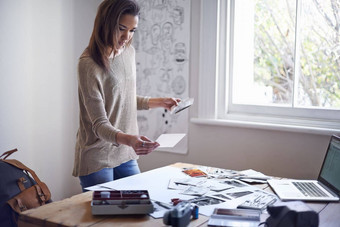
[134,0,191,154]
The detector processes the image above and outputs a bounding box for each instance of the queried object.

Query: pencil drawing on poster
[134,0,190,152]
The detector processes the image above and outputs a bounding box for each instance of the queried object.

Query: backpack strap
[0,148,18,160]
[3,159,49,197]
[34,184,47,203]
[17,177,27,191]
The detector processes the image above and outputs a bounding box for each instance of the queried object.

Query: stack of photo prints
[151,165,277,221]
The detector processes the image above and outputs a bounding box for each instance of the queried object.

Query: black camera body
[163,202,199,227]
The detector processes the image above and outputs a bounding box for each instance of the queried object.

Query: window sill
[190,115,340,135]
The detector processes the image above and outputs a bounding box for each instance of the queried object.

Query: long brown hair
[88,0,140,72]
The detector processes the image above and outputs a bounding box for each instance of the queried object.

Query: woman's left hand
[148,97,181,111]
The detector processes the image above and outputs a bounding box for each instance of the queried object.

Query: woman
[73,0,180,191]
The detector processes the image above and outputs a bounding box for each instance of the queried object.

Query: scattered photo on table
[237,190,278,210]
[189,196,224,207]
[219,179,248,187]
[226,190,253,199]
[172,177,207,186]
[204,167,240,179]
[206,180,234,192]
[208,193,232,201]
[168,178,189,190]
[182,168,207,177]
[180,186,209,196]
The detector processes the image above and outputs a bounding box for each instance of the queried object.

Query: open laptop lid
[318,135,340,198]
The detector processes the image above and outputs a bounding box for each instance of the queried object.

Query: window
[195,0,340,133]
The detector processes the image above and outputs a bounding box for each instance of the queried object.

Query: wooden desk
[18,163,339,227]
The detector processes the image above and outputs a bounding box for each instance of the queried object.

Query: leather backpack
[0,148,52,226]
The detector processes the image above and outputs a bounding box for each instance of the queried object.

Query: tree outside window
[232,0,340,110]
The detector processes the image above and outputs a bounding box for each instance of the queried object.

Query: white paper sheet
[85,166,195,203]
[149,201,173,219]
[155,133,186,151]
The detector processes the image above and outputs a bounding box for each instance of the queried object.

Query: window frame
[194,0,340,135]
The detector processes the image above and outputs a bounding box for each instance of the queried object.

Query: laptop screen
[318,135,340,196]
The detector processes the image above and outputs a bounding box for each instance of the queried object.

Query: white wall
[0,0,101,201]
[0,0,334,201]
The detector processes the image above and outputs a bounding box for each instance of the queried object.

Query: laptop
[268,135,340,202]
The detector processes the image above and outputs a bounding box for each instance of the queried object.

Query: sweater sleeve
[136,96,150,110]
[78,59,121,146]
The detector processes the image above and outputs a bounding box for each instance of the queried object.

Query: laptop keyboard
[293,182,328,197]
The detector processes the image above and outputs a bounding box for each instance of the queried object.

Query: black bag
[0,149,52,227]
[266,201,318,227]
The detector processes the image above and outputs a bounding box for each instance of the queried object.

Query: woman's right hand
[116,133,160,155]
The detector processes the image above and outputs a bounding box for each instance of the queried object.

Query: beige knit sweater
[72,46,149,177]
